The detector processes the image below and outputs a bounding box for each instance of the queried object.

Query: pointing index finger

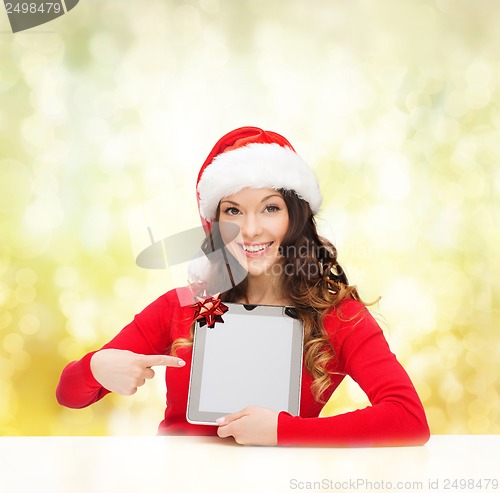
[141,354,186,368]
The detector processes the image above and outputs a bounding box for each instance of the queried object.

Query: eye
[222,206,241,216]
[264,205,280,213]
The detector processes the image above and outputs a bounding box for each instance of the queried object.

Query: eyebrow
[220,194,283,206]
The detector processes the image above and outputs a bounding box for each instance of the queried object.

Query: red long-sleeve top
[56,287,430,446]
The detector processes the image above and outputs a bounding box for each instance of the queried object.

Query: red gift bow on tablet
[190,292,228,329]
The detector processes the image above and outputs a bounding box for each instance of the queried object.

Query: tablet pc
[186,303,303,425]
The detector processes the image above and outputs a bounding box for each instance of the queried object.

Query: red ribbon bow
[190,292,228,329]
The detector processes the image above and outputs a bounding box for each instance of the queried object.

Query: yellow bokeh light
[1,0,499,436]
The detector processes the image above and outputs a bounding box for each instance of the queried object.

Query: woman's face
[218,187,289,278]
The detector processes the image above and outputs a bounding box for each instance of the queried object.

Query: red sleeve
[277,299,430,446]
[56,291,175,409]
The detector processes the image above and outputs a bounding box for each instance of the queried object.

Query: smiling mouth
[239,242,273,254]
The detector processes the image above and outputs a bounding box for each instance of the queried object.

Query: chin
[246,260,282,278]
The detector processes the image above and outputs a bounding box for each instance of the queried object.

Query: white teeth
[242,242,272,253]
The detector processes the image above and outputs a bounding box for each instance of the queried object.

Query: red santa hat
[196,126,322,234]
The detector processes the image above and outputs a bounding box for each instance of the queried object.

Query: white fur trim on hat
[197,143,322,221]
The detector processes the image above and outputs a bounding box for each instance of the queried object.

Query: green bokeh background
[1,0,499,435]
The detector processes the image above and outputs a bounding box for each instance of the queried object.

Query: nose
[241,213,263,239]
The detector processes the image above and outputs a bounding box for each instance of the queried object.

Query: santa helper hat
[196,126,322,235]
[189,126,322,285]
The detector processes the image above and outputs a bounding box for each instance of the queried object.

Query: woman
[56,126,430,446]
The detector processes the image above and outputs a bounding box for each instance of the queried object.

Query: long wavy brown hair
[171,189,362,402]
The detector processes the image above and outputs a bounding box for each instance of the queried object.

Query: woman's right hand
[90,349,185,396]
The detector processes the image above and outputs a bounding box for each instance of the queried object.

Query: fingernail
[178,360,185,366]
[216,417,225,424]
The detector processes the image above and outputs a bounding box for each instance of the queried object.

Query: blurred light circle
[468,414,490,433]
[465,60,493,88]
[10,350,31,372]
[15,268,38,286]
[23,197,64,232]
[466,86,491,109]
[15,285,36,304]
[444,91,468,118]
[53,266,80,288]
[0,245,9,276]
[0,310,12,330]
[0,160,33,214]
[3,333,24,354]
[19,314,41,336]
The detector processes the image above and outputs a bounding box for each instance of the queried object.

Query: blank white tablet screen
[198,312,293,413]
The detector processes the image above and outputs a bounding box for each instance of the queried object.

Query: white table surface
[0,435,498,493]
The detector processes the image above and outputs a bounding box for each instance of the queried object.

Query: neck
[241,274,291,306]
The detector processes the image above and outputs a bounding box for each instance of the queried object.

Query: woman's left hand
[216,406,279,446]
